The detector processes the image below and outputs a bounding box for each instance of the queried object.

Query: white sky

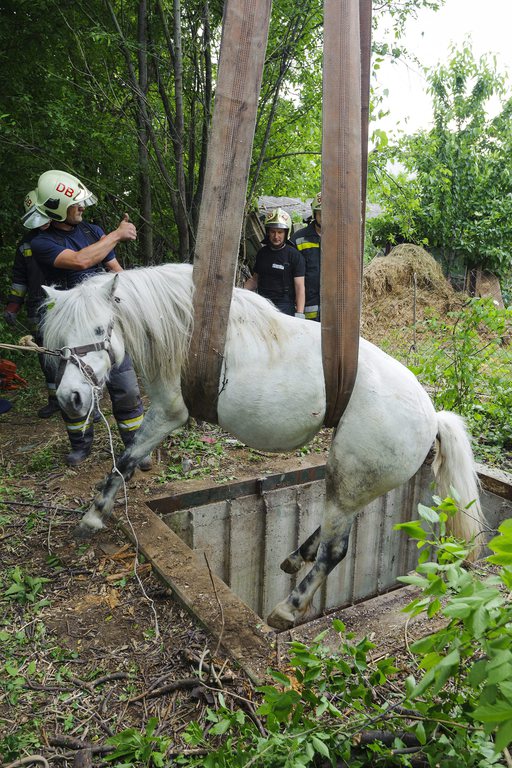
[374,0,512,137]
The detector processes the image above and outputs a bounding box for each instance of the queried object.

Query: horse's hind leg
[268,522,353,630]
[280,526,321,574]
[267,459,358,628]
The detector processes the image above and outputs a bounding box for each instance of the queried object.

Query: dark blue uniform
[7,230,56,399]
[290,222,321,321]
[31,222,116,288]
[252,242,305,316]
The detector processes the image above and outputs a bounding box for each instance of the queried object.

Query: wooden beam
[114,501,277,683]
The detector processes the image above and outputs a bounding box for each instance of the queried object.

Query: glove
[3,310,17,326]
[294,312,305,319]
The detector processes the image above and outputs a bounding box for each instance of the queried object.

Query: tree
[369,45,512,278]
[0,0,447,267]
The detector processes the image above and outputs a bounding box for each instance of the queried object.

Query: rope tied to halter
[0,317,117,389]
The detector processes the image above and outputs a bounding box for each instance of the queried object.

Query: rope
[0,339,60,356]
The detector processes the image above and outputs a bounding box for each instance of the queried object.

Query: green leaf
[472,702,512,724]
[494,717,512,753]
[394,521,427,539]
[311,735,330,757]
[418,504,440,523]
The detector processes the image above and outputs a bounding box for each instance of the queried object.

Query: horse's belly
[217,367,325,452]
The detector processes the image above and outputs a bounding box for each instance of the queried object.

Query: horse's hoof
[73,523,96,540]
[280,555,303,574]
[267,603,295,631]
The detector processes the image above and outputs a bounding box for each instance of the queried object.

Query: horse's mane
[42,263,284,383]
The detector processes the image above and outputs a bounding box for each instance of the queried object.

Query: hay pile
[362,244,459,347]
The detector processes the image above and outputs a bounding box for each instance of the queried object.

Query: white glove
[294,312,305,319]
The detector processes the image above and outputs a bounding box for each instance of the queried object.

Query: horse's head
[42,274,125,419]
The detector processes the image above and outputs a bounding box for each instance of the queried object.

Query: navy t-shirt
[31,222,115,289]
[253,242,305,304]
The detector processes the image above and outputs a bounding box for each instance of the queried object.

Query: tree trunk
[137,0,153,264]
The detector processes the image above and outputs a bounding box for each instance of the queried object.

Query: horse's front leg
[76,391,188,537]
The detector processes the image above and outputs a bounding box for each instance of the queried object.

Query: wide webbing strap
[360,0,372,239]
[321,0,365,428]
[184,0,272,423]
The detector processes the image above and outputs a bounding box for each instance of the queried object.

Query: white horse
[42,263,485,630]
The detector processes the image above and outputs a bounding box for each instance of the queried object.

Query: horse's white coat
[42,264,485,629]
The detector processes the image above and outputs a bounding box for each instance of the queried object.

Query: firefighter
[24,169,151,470]
[290,192,322,321]
[244,208,305,317]
[3,191,60,417]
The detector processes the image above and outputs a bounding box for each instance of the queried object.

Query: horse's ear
[109,273,120,300]
[42,285,59,301]
[97,274,119,303]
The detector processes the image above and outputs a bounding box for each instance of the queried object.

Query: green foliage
[0,0,453,264]
[27,443,60,473]
[369,44,512,278]
[1,566,50,608]
[164,503,512,766]
[409,298,512,457]
[158,424,225,482]
[105,717,172,767]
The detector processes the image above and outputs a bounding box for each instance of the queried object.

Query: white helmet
[264,208,292,232]
[311,192,322,213]
[21,189,51,230]
[32,170,97,223]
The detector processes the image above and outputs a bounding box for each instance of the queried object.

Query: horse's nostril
[72,391,82,409]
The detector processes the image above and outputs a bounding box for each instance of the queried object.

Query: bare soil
[0,391,335,765]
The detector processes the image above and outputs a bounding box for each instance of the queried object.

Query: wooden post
[185,0,272,422]
[321,0,365,427]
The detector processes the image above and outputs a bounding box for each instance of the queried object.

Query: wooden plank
[148,461,326,515]
[113,502,276,684]
[477,464,512,501]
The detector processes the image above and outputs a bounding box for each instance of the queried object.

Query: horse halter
[57,317,116,389]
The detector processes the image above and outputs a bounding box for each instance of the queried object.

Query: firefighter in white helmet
[244,208,305,317]
[3,192,59,417]
[290,192,322,321]
[25,169,151,470]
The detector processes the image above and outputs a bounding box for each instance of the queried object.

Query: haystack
[363,244,451,301]
[362,244,457,347]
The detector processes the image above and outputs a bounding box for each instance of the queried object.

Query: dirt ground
[0,389,337,765]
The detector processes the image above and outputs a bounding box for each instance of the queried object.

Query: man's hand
[116,213,137,242]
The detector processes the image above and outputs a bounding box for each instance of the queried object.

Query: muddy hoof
[267,604,295,631]
[73,523,96,540]
[280,556,303,574]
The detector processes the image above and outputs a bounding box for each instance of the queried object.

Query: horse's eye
[94,326,104,336]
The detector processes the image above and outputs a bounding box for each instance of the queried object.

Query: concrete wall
[156,463,512,622]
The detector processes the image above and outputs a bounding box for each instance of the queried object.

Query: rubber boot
[65,428,94,467]
[38,396,60,419]
[120,429,152,471]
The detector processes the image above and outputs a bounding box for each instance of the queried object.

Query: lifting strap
[321,0,370,428]
[184,0,272,423]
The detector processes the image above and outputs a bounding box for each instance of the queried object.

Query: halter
[57,317,116,389]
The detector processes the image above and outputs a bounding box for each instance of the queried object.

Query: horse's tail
[432,410,485,560]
